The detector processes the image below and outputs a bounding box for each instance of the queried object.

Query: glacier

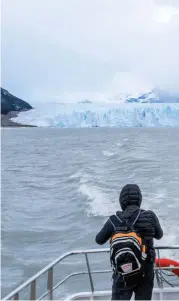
[11,103,179,128]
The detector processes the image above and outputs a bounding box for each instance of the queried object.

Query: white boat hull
[65,288,179,300]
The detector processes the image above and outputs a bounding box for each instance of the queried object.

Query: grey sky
[2,0,179,102]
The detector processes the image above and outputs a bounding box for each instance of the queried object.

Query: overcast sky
[2,0,179,101]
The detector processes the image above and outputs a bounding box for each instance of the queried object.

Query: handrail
[2,245,179,300]
[2,249,109,300]
[38,270,112,300]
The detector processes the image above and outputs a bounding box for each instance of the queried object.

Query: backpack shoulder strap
[109,214,123,231]
[110,209,141,230]
[128,209,141,227]
[109,217,116,229]
[115,214,123,223]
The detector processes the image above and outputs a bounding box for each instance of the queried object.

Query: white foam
[142,188,167,210]
[153,188,166,204]
[141,188,179,259]
[69,171,82,179]
[79,174,92,184]
[102,150,115,157]
[156,228,179,259]
[127,173,136,179]
[78,178,179,259]
[78,182,117,217]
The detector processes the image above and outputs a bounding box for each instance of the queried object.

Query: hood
[119,184,142,210]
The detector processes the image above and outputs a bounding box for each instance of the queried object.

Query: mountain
[1,88,33,115]
[78,99,93,104]
[1,88,35,127]
[126,89,179,103]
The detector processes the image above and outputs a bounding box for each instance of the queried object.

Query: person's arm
[95,218,114,245]
[152,212,163,239]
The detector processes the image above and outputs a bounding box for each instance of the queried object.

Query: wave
[102,150,115,157]
[12,103,179,128]
[78,181,117,217]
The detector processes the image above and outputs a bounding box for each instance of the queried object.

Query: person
[95,184,163,300]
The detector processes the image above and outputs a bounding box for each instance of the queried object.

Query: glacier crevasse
[12,103,179,127]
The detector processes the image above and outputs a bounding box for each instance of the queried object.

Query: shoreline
[1,115,37,127]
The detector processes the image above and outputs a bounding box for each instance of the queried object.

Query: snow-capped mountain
[126,89,179,103]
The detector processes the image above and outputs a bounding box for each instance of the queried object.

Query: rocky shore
[1,87,35,127]
[1,114,36,127]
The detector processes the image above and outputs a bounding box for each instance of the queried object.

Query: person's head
[119,184,142,210]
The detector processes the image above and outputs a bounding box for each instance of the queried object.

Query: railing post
[47,267,53,300]
[14,293,19,300]
[30,280,36,300]
[85,254,94,295]
[2,247,179,300]
[156,248,163,288]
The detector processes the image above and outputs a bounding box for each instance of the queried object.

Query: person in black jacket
[95,184,163,300]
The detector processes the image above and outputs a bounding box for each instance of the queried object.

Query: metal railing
[2,245,179,300]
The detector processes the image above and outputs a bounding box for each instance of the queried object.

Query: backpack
[109,209,147,287]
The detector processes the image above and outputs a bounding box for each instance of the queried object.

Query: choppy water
[1,128,179,298]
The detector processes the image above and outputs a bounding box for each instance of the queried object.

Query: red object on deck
[155,258,179,277]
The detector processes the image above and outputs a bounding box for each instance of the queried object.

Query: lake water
[1,128,179,298]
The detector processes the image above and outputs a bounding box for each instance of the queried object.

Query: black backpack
[110,209,147,287]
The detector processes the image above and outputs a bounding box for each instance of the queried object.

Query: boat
[2,245,179,300]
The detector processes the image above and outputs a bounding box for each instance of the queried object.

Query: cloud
[2,0,179,100]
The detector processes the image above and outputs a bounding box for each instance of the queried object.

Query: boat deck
[2,246,179,300]
[65,288,179,300]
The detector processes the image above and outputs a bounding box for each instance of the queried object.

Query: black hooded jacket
[95,184,163,258]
